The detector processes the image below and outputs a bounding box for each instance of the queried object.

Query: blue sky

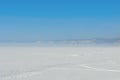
[0,0,120,41]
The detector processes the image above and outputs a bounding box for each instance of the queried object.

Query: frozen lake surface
[0,46,120,80]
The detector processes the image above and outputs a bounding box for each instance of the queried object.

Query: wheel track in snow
[1,63,120,80]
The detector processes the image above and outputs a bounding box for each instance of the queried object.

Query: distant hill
[0,38,120,46]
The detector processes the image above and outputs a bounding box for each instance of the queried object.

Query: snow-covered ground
[0,46,120,80]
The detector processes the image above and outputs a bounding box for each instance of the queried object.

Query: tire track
[1,63,120,80]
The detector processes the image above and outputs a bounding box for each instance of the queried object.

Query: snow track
[1,63,120,79]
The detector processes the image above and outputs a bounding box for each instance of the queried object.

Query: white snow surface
[0,46,120,80]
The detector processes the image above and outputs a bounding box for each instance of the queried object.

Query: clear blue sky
[0,0,120,41]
